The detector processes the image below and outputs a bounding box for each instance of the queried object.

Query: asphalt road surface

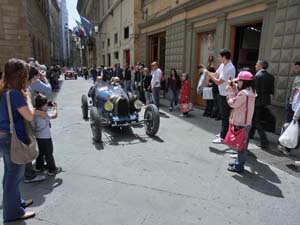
[1,77,300,225]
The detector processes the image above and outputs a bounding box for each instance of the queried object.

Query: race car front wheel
[144,104,160,136]
[90,107,102,143]
[81,95,88,119]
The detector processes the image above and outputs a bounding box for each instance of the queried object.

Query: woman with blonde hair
[0,58,36,222]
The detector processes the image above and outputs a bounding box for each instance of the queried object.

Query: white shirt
[216,61,236,96]
[151,68,162,88]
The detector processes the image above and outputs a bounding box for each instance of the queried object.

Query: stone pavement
[0,77,300,225]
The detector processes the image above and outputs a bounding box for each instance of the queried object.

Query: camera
[47,101,55,107]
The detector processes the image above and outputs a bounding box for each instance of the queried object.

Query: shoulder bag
[6,91,39,164]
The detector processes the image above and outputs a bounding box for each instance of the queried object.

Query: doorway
[231,22,262,75]
[194,31,216,107]
[149,32,166,71]
[124,49,130,65]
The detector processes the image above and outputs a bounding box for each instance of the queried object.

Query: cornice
[139,0,266,29]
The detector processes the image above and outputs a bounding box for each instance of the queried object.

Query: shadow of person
[159,112,170,118]
[209,146,234,155]
[20,176,63,207]
[232,172,283,198]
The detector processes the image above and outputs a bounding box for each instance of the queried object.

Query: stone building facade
[69,29,82,67]
[0,0,51,66]
[77,0,143,67]
[139,0,300,113]
[49,0,61,65]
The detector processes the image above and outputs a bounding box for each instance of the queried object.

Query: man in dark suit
[250,60,274,148]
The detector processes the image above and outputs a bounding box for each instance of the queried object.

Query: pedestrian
[249,60,274,148]
[203,67,217,117]
[151,62,162,109]
[91,65,97,84]
[226,71,256,173]
[207,49,236,144]
[123,63,132,92]
[179,73,191,117]
[0,58,36,222]
[278,61,300,155]
[34,94,62,175]
[143,67,152,105]
[23,64,50,183]
[166,68,181,111]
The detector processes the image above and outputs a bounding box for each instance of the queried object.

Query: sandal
[23,199,33,208]
[19,211,35,220]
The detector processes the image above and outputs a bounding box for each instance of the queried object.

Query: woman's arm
[227,91,247,109]
[17,90,34,121]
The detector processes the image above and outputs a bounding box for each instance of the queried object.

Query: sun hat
[233,71,253,81]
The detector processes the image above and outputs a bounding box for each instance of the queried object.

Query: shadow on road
[20,176,63,207]
[93,126,164,150]
[209,146,283,198]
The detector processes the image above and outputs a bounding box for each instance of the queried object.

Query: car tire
[90,107,102,143]
[144,104,160,136]
[64,76,67,80]
[81,95,88,119]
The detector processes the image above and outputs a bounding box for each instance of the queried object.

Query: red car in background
[64,69,78,80]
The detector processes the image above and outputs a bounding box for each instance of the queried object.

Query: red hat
[233,71,253,81]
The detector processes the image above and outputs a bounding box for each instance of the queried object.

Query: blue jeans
[0,133,25,222]
[169,89,178,108]
[152,87,160,108]
[233,126,251,171]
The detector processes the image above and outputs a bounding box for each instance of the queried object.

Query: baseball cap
[233,71,253,81]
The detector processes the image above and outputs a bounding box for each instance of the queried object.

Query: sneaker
[212,137,224,144]
[277,145,290,155]
[227,166,244,173]
[48,167,62,176]
[24,175,46,183]
[180,113,184,117]
[229,153,237,159]
[169,107,173,112]
[216,133,220,138]
[295,161,300,166]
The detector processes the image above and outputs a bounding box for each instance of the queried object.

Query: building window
[124,26,129,39]
[107,38,110,47]
[107,53,111,66]
[114,33,118,44]
[102,55,105,65]
[114,51,119,60]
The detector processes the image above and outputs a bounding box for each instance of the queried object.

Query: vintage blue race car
[81,82,160,143]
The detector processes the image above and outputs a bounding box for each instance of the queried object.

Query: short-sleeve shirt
[0,89,27,143]
[34,113,51,139]
[216,61,236,96]
[151,68,162,88]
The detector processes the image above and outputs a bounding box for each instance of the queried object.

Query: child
[34,94,62,175]
[179,73,191,117]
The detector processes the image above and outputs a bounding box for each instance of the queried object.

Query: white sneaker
[216,133,220,138]
[229,154,237,159]
[212,137,224,144]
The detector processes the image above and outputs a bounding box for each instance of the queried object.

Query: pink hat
[233,71,253,81]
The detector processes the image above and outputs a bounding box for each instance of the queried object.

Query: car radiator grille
[115,97,129,117]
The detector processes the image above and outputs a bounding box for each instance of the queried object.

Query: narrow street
[1,77,299,225]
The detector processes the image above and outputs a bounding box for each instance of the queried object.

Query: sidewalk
[159,97,300,179]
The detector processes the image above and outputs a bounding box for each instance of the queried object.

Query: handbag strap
[6,90,14,134]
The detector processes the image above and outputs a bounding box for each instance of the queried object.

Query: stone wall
[270,0,300,106]
[0,0,31,67]
[165,21,186,75]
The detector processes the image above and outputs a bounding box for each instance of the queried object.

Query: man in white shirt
[207,49,236,143]
[151,61,162,109]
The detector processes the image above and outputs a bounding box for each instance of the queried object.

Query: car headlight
[104,101,114,111]
[134,100,143,110]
